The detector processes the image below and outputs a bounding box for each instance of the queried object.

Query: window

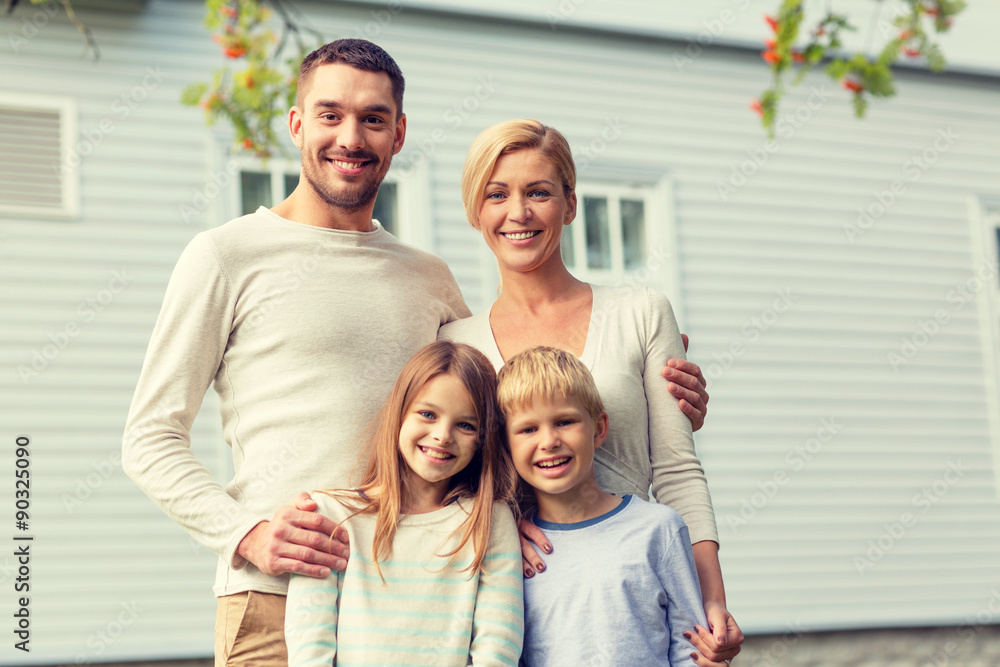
[561,182,667,288]
[237,163,399,235]
[0,93,78,220]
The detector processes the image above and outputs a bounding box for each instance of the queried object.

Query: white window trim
[967,194,1000,499]
[0,91,79,220]
[568,174,684,329]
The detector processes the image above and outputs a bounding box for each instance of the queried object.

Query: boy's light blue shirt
[521,495,707,667]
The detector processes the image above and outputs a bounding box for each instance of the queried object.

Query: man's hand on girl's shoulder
[236,491,350,577]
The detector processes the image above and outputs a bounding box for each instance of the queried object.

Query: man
[123,39,709,666]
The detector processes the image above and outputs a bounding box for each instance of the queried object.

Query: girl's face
[477,148,577,276]
[398,373,480,503]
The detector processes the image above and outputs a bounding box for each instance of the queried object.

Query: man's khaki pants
[215,591,287,666]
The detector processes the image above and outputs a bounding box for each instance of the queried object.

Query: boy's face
[505,392,609,498]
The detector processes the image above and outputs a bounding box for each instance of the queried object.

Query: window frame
[968,194,1000,498]
[224,154,432,250]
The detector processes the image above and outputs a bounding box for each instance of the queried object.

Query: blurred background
[1,0,998,664]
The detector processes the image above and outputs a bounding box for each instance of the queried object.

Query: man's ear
[392,112,407,155]
[593,412,609,450]
[288,106,304,149]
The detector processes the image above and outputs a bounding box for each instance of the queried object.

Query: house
[1,0,998,663]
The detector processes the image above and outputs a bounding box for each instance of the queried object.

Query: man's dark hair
[297,39,405,116]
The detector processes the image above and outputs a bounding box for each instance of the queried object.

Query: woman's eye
[485,191,505,200]
[529,190,551,198]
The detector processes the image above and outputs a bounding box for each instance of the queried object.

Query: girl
[284,340,523,666]
[439,119,742,666]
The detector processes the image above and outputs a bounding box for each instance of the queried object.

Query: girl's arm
[470,504,525,666]
[284,570,342,666]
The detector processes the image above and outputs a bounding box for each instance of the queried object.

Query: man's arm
[663,334,709,432]
[122,235,347,574]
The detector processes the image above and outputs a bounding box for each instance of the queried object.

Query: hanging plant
[180,0,322,158]
[751,0,965,136]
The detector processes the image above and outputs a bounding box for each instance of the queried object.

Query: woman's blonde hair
[460,119,576,230]
[320,341,518,579]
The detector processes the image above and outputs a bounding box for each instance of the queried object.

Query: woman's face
[477,148,577,277]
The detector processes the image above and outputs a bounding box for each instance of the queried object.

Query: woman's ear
[564,190,578,225]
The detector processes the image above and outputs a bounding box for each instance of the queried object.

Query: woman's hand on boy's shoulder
[663,334,709,432]
[235,491,350,578]
[517,518,551,579]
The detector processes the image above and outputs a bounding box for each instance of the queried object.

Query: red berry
[765,15,779,32]
[842,79,863,93]
[242,138,254,150]
[899,30,914,41]
[765,39,777,50]
[761,49,781,64]
[904,47,921,57]
[224,45,247,58]
[792,51,806,63]
[749,99,764,117]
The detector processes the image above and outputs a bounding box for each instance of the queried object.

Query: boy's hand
[517,518,552,578]
[236,491,349,578]
[663,333,709,432]
[685,601,743,665]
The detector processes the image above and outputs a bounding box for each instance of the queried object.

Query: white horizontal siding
[0,0,998,664]
[349,0,1000,73]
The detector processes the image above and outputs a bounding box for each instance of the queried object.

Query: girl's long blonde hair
[320,341,518,578]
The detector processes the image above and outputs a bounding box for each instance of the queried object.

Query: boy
[497,346,708,667]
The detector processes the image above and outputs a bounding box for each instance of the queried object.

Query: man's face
[290,63,406,213]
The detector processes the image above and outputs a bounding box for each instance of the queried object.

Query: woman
[440,119,742,666]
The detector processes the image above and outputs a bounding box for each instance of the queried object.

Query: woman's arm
[640,289,742,659]
[470,505,525,666]
[688,541,743,664]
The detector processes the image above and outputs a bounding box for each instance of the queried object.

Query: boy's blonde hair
[497,346,605,422]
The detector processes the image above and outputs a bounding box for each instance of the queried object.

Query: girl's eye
[418,410,435,419]
[458,422,477,432]
[520,426,537,435]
